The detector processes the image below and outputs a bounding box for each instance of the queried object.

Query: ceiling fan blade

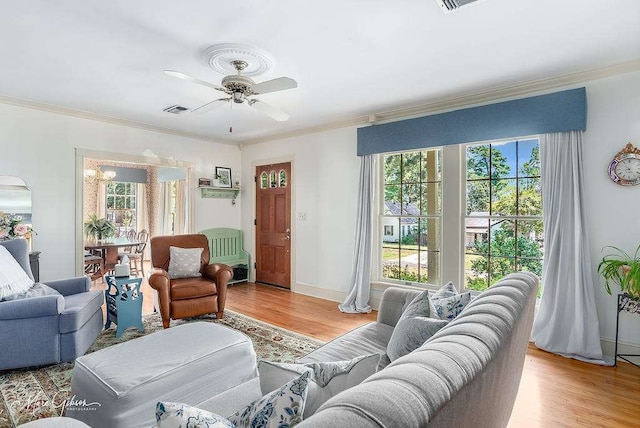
[190,98,231,114]
[163,70,226,92]
[250,77,298,95]
[248,99,289,122]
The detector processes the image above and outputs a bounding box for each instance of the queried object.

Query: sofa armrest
[377,287,422,327]
[149,267,171,326]
[46,276,91,296]
[203,263,233,315]
[0,295,64,320]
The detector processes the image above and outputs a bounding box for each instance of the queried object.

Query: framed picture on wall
[198,178,212,187]
[215,167,232,188]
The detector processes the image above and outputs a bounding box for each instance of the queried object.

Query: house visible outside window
[106,182,136,235]
[464,139,543,291]
[382,150,442,284]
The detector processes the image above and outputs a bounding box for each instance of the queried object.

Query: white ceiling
[0,0,638,145]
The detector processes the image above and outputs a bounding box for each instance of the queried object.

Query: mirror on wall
[0,176,32,223]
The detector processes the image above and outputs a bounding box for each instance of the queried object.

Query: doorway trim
[249,154,295,289]
[74,148,195,276]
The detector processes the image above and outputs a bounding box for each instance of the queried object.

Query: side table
[614,293,640,367]
[104,275,144,338]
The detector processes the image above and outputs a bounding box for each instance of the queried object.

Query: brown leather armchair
[148,234,233,328]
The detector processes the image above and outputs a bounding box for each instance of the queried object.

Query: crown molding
[241,59,640,146]
[0,94,238,146]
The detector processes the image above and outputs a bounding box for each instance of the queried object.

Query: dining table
[84,237,142,274]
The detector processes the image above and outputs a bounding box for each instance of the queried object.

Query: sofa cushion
[168,246,203,279]
[387,316,449,361]
[59,290,104,333]
[297,322,394,368]
[399,289,431,320]
[429,292,472,321]
[1,282,60,302]
[258,354,380,418]
[156,402,235,428]
[0,245,34,300]
[227,371,310,428]
[169,277,217,300]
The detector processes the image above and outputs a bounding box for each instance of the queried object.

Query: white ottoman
[66,322,257,428]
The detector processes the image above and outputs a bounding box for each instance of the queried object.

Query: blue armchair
[0,239,104,370]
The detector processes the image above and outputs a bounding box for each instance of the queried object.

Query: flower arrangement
[0,211,35,241]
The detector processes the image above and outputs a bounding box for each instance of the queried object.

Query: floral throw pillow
[258,354,380,417]
[429,292,473,321]
[168,246,203,279]
[155,401,235,428]
[227,371,310,428]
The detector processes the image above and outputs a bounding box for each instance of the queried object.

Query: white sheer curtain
[97,182,107,218]
[136,183,150,260]
[339,155,375,313]
[174,180,187,235]
[160,182,173,235]
[532,131,607,364]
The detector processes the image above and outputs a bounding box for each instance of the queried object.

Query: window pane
[492,141,516,179]
[260,172,268,189]
[421,150,441,182]
[465,217,489,252]
[401,184,420,215]
[467,144,491,179]
[106,196,114,209]
[385,155,401,184]
[466,181,489,214]
[420,183,441,215]
[489,257,516,284]
[115,183,125,195]
[465,254,488,291]
[518,178,542,216]
[518,139,540,177]
[279,170,287,187]
[490,220,515,257]
[492,178,517,215]
[401,152,421,184]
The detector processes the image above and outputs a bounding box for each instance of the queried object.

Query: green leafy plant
[84,214,116,241]
[597,245,640,298]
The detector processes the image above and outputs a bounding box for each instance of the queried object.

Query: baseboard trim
[293,282,346,304]
[600,337,640,363]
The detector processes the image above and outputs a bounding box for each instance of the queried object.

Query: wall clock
[608,142,640,186]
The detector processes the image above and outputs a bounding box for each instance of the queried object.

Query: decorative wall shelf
[199,186,240,204]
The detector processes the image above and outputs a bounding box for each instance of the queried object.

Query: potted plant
[84,214,116,242]
[597,244,640,299]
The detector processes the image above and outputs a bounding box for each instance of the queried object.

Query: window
[464,139,543,291]
[381,150,442,284]
[377,137,543,292]
[106,182,137,234]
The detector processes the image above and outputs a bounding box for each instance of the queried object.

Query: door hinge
[254,219,257,226]
[254,175,257,182]
[254,262,257,269]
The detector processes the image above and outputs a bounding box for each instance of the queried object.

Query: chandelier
[84,169,117,182]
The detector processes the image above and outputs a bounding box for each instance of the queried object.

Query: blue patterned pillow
[227,371,310,428]
[429,292,472,321]
[155,401,235,428]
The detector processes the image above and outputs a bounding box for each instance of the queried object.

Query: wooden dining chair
[84,254,104,283]
[120,229,149,276]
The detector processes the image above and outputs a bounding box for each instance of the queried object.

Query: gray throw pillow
[429,281,458,300]
[399,289,431,321]
[167,246,203,279]
[387,316,449,361]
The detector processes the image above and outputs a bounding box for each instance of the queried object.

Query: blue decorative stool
[104,275,144,338]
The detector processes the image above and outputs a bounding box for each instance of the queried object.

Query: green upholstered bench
[200,228,250,284]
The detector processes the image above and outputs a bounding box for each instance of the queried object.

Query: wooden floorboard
[95,276,640,427]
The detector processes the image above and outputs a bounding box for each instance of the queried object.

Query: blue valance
[357,87,586,156]
[101,166,148,184]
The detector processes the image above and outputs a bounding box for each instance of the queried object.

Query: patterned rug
[0,310,325,427]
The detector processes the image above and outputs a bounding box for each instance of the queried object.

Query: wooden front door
[255,162,291,288]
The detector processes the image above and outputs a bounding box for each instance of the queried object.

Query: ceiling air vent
[163,105,189,114]
[434,0,483,13]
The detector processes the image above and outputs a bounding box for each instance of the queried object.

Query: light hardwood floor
[95,277,640,427]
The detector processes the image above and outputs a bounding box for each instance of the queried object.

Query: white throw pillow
[387,316,449,361]
[167,246,203,279]
[155,402,235,428]
[258,353,380,418]
[429,281,458,300]
[0,245,34,300]
[227,371,310,427]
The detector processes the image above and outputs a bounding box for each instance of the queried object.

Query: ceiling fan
[164,60,297,122]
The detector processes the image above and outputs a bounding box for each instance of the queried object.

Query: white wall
[582,70,640,349]
[241,70,640,353]
[240,127,360,300]
[0,103,241,281]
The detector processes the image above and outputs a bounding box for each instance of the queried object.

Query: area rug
[0,310,325,427]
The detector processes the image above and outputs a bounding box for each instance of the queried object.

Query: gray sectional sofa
[297,272,539,427]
